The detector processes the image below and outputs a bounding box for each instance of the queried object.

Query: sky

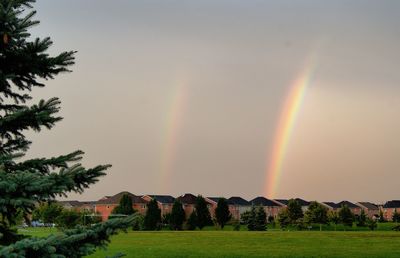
[25,0,400,203]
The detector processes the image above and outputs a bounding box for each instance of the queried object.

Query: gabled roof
[357,202,379,210]
[322,202,341,209]
[274,198,310,206]
[250,197,282,207]
[147,195,175,204]
[176,193,197,204]
[97,191,147,205]
[207,197,233,205]
[337,201,359,209]
[383,200,400,208]
[58,200,81,207]
[228,197,251,206]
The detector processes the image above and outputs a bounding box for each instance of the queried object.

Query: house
[356,202,379,219]
[337,201,361,215]
[228,196,252,221]
[176,193,198,219]
[250,197,283,218]
[95,191,148,221]
[141,195,175,216]
[274,198,310,212]
[322,202,341,211]
[205,197,238,219]
[382,200,400,221]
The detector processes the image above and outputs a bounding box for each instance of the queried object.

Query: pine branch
[0,216,135,258]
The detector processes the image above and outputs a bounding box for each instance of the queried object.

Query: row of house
[58,192,400,222]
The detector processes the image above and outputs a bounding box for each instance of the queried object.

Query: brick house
[205,197,237,219]
[274,198,310,212]
[322,202,341,211]
[337,201,361,215]
[141,195,175,216]
[382,200,400,221]
[176,193,197,219]
[228,196,251,221]
[250,197,283,218]
[95,191,148,221]
[356,202,379,219]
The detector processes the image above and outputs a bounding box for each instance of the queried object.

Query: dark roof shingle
[228,197,251,206]
[250,197,282,207]
[97,191,146,205]
[383,200,400,208]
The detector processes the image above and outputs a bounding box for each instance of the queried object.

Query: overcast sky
[26,0,400,203]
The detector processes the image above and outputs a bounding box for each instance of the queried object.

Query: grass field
[21,226,400,258]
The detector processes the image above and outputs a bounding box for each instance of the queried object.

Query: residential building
[382,200,400,221]
[274,198,310,212]
[95,191,148,221]
[228,196,252,221]
[356,202,379,219]
[337,201,361,215]
[141,195,175,216]
[250,197,283,218]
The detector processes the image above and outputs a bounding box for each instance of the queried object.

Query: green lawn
[21,227,400,257]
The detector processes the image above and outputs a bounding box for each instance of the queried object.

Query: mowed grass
[87,231,400,258]
[21,227,400,257]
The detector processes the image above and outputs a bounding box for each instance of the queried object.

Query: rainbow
[265,55,318,198]
[158,80,188,193]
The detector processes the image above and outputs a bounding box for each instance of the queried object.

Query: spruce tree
[392,209,400,223]
[195,195,212,229]
[247,205,257,231]
[0,0,133,255]
[144,199,161,230]
[170,200,185,230]
[338,205,354,228]
[215,198,231,229]
[357,209,367,227]
[111,194,135,216]
[287,199,303,223]
[254,206,267,231]
[186,211,197,230]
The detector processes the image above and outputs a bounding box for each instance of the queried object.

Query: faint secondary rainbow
[158,79,188,193]
[265,55,318,198]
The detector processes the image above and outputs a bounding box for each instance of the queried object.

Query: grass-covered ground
[21,225,400,258]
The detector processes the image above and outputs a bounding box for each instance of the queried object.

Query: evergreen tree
[0,0,133,254]
[247,205,257,231]
[56,209,81,229]
[144,199,161,230]
[277,208,290,229]
[392,209,400,223]
[366,218,377,231]
[338,205,354,228]
[186,211,197,230]
[357,209,367,227]
[304,201,328,231]
[287,199,304,223]
[254,206,267,231]
[170,200,185,230]
[195,195,212,229]
[215,198,231,229]
[111,194,135,216]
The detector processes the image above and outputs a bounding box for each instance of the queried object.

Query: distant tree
[379,209,386,222]
[254,206,267,231]
[187,211,197,230]
[367,218,377,231]
[195,196,212,229]
[144,199,161,230]
[56,210,81,229]
[132,214,145,231]
[215,198,232,229]
[170,200,185,230]
[356,209,367,227]
[247,206,257,231]
[304,201,328,231]
[241,210,252,225]
[33,202,64,226]
[338,205,354,228]
[277,208,290,229]
[81,211,102,226]
[328,211,340,231]
[111,194,135,216]
[392,209,400,223]
[287,199,304,223]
